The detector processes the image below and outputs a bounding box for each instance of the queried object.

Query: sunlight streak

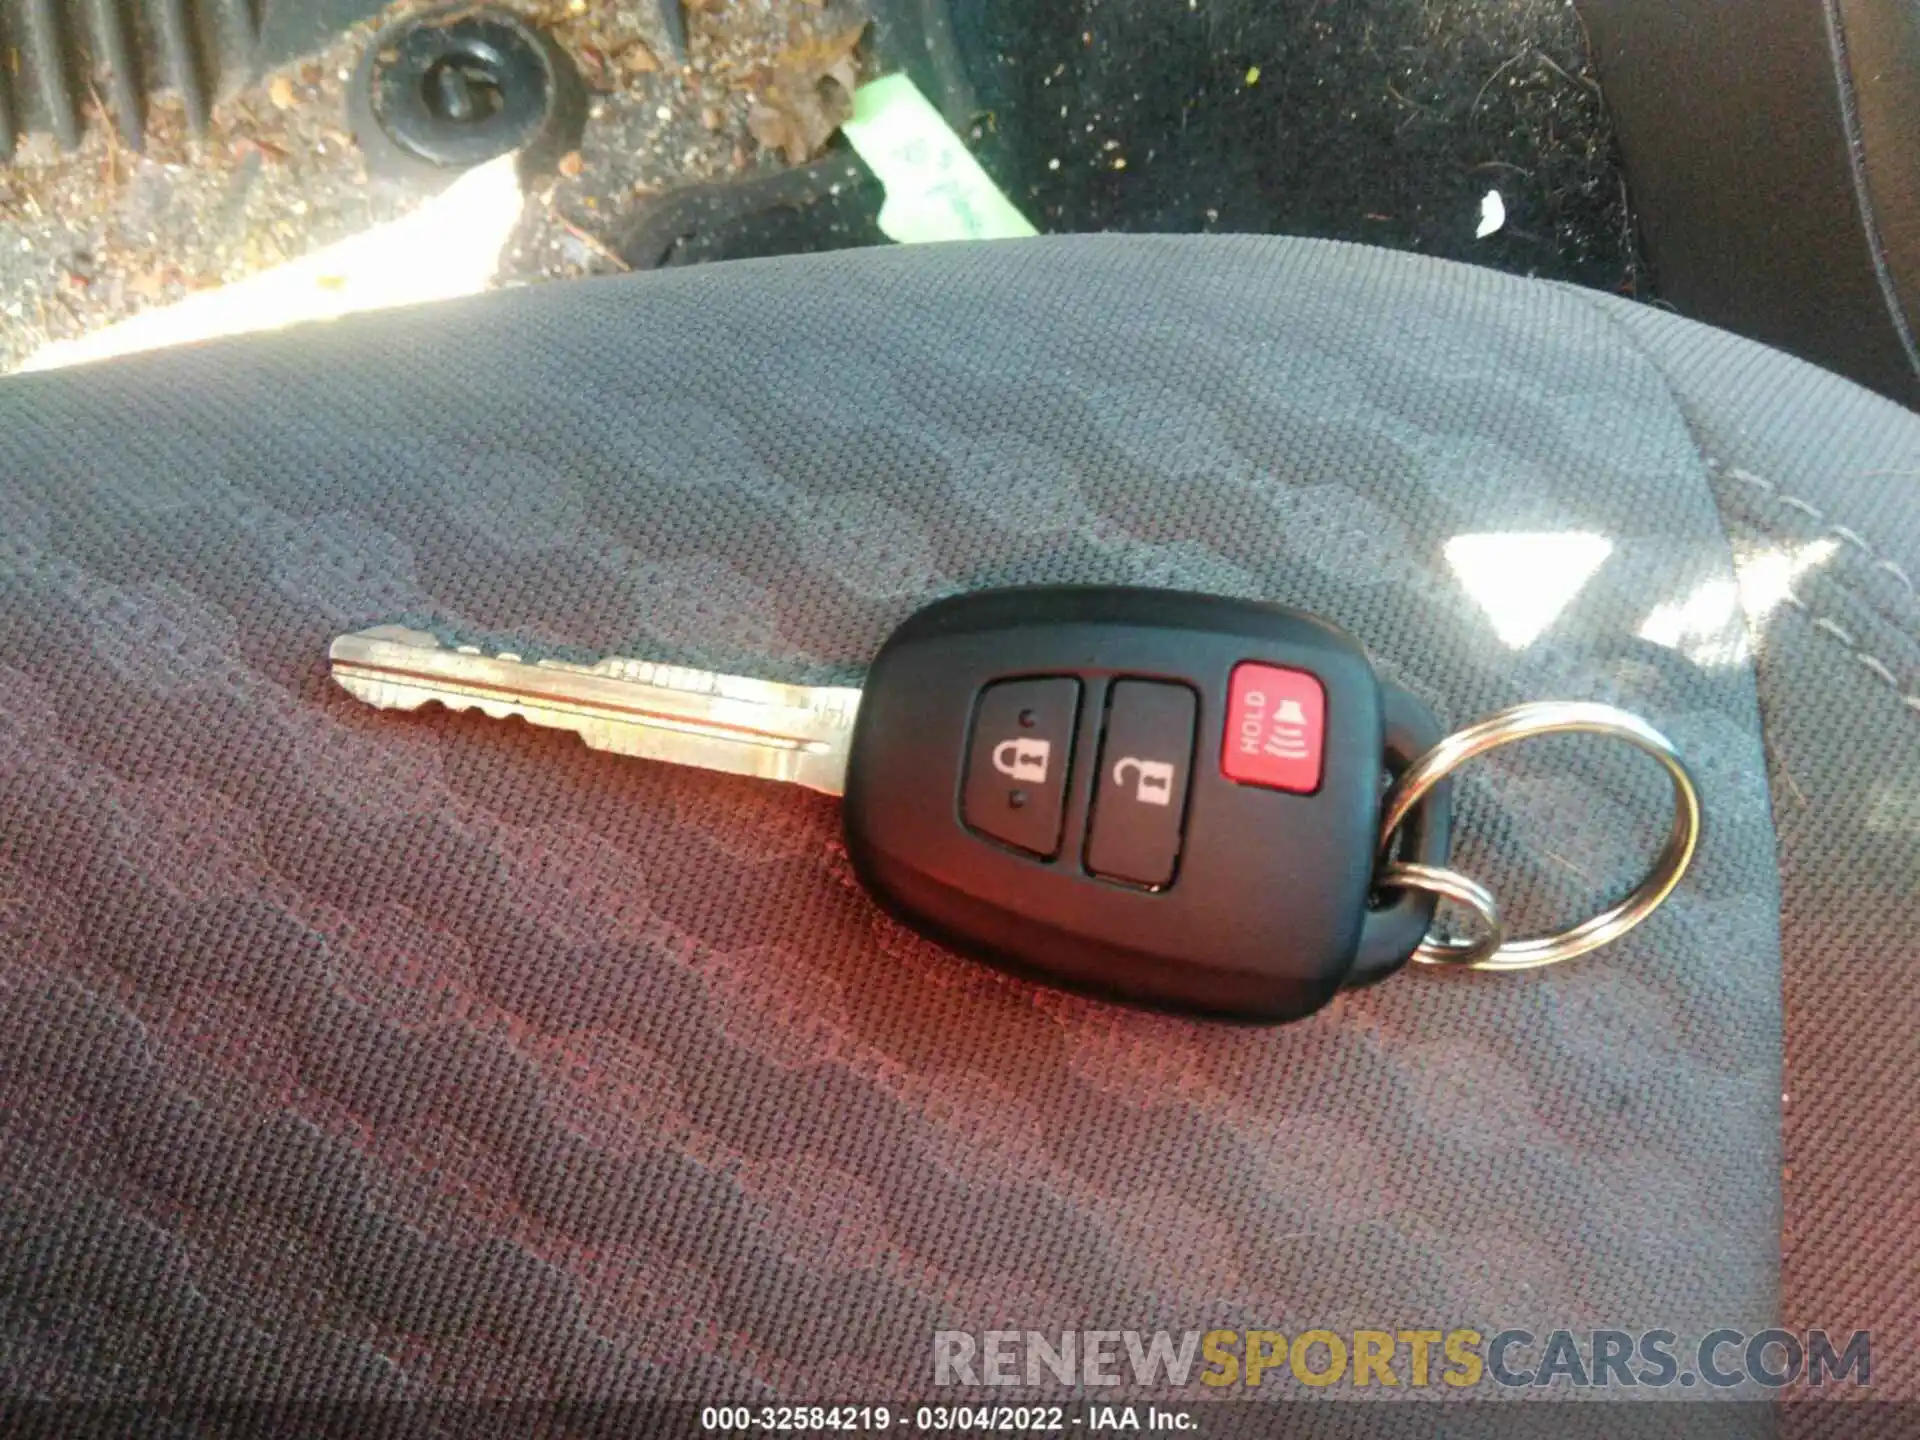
[1637,537,1840,668]
[22,153,525,373]
[1444,531,1615,649]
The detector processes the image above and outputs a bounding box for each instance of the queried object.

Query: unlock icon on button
[1112,756,1176,805]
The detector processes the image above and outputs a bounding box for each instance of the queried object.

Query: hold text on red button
[1221,662,1326,793]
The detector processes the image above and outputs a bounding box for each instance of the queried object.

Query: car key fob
[843,587,1452,1021]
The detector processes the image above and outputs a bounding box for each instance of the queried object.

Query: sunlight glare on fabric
[1638,578,1746,665]
[1636,538,1841,668]
[1443,531,1615,648]
[1735,537,1839,618]
[22,153,525,373]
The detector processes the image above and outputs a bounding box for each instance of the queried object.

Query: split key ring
[1375,702,1703,972]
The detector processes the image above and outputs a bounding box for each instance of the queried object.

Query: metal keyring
[1374,862,1506,966]
[1376,702,1702,971]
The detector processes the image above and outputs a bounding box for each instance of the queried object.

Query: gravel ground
[0,0,872,373]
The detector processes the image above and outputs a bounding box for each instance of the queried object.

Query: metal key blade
[328,625,861,795]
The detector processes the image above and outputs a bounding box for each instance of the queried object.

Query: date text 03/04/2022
[699,1405,1198,1432]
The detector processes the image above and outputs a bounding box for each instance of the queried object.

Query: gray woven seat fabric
[0,235,1914,1421]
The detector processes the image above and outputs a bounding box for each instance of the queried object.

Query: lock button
[1085,681,1197,888]
[962,677,1081,857]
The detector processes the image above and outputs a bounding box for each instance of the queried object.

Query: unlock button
[1087,681,1197,888]
[963,678,1080,858]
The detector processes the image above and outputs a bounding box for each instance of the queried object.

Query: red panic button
[1221,663,1326,793]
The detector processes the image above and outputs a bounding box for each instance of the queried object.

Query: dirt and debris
[0,0,875,373]
[0,0,1644,370]
[954,0,1644,295]
[744,22,865,166]
[0,42,401,373]
[486,0,873,291]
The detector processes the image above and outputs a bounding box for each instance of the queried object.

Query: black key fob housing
[843,587,1451,1020]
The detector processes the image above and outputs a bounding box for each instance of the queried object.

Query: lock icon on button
[993,737,1052,783]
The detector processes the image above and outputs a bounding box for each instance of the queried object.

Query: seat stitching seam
[1778,594,1920,717]
[1705,456,1920,717]
[1707,456,1919,619]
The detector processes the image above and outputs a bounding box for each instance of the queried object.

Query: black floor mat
[631,0,1644,294]
[952,0,1642,294]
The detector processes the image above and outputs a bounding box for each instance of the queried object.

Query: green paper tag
[842,74,1039,243]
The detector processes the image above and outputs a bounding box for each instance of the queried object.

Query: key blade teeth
[331,668,542,726]
[332,671,441,713]
[332,670,543,725]
[324,625,857,796]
